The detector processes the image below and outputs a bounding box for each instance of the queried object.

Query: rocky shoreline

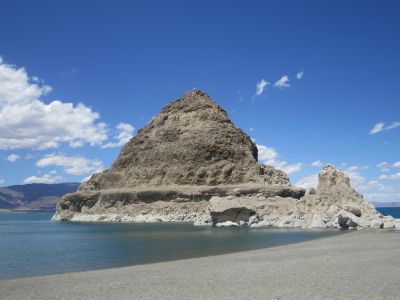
[52,166,400,230]
[52,90,400,230]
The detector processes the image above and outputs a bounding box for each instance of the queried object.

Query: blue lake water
[0,207,400,280]
[0,211,371,281]
[376,207,400,218]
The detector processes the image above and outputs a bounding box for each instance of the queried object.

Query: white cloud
[377,162,390,172]
[257,144,278,162]
[311,160,323,168]
[36,154,103,175]
[386,122,400,130]
[341,166,400,203]
[274,75,290,88]
[369,122,400,134]
[0,57,108,150]
[379,173,400,180]
[363,180,394,192]
[257,144,302,175]
[296,71,304,80]
[249,128,254,132]
[101,122,135,149]
[295,173,318,190]
[255,79,269,97]
[393,162,400,168]
[0,178,4,185]
[364,192,400,203]
[7,154,20,162]
[343,166,368,187]
[346,165,369,172]
[369,123,384,134]
[282,163,302,175]
[23,171,63,184]
[359,180,399,204]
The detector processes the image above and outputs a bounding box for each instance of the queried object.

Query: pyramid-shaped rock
[53,91,399,229]
[81,89,288,191]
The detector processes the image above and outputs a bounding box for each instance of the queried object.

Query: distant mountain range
[0,183,79,211]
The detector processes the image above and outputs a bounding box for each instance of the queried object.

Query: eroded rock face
[297,165,378,223]
[52,184,304,223]
[254,165,400,229]
[52,90,399,230]
[205,165,400,230]
[208,197,257,225]
[80,89,288,192]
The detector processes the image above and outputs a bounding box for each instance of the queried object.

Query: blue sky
[0,0,399,203]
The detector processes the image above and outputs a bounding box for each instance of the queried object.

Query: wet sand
[1,229,399,299]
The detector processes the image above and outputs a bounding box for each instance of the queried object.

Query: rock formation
[247,165,400,229]
[80,89,288,192]
[52,90,399,230]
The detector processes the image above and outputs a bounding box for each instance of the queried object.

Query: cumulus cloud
[362,180,394,192]
[343,166,368,187]
[295,173,319,190]
[296,71,304,80]
[377,162,390,172]
[274,75,290,88]
[283,163,302,175]
[379,173,400,180]
[369,122,400,134]
[23,170,63,184]
[101,122,135,149]
[357,179,398,203]
[257,144,302,175]
[0,178,4,185]
[346,165,369,172]
[255,79,269,97]
[341,165,400,203]
[0,57,108,150]
[7,154,20,162]
[311,160,323,168]
[36,154,103,175]
[257,144,278,162]
[364,192,400,203]
[393,162,400,168]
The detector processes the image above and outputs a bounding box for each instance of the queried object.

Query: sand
[1,229,399,299]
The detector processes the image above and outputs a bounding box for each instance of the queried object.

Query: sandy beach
[1,229,399,300]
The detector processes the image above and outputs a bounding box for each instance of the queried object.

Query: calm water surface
[1,211,347,280]
[376,207,400,218]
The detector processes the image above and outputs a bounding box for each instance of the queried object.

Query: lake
[376,207,400,218]
[0,211,349,280]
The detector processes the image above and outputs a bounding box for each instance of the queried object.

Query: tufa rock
[81,89,288,192]
[224,165,400,230]
[52,90,399,230]
[53,90,300,222]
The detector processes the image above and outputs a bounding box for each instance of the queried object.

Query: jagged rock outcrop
[80,89,288,192]
[52,90,399,230]
[215,165,400,229]
[53,90,299,222]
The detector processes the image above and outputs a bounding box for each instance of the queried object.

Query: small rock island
[53,90,400,229]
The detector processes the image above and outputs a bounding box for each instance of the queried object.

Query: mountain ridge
[0,183,79,211]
